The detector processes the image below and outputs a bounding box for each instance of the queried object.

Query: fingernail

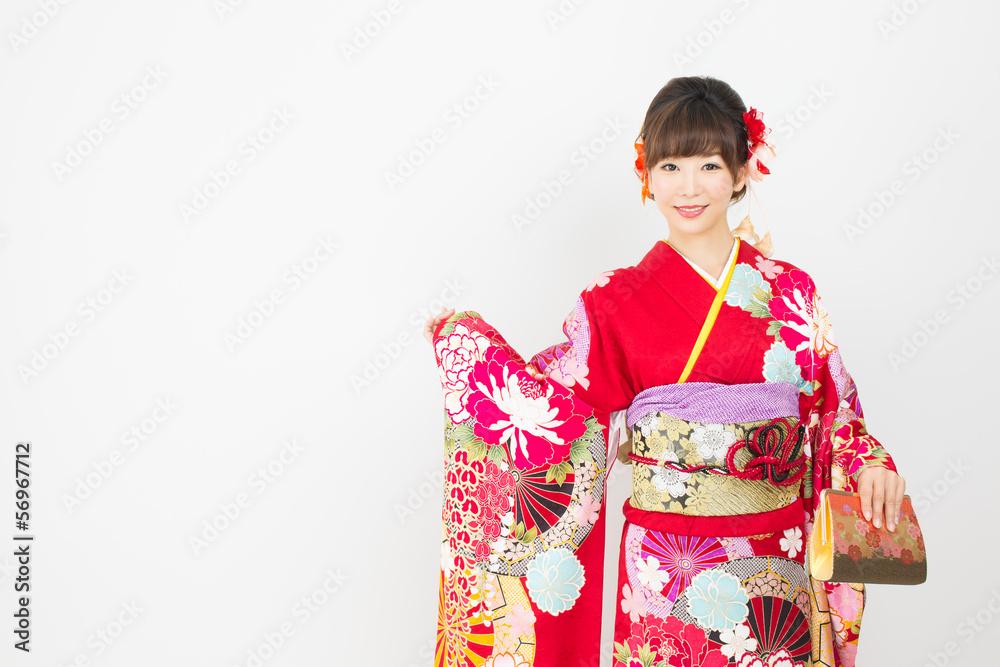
[888,522,895,532]
[863,510,871,520]
[873,517,881,528]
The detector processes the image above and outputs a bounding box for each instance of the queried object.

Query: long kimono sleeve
[787,272,897,667]
[431,298,622,667]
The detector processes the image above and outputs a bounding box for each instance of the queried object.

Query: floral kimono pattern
[432,239,895,667]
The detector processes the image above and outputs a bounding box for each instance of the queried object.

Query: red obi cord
[629,417,807,486]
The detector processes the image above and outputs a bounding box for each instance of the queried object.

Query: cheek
[708,178,736,200]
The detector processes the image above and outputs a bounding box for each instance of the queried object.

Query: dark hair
[637,76,750,204]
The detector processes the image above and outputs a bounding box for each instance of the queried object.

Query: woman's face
[647,153,745,238]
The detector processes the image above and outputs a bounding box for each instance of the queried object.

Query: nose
[679,167,701,196]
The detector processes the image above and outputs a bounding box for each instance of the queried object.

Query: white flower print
[634,555,671,590]
[720,622,758,659]
[635,413,658,439]
[650,451,691,498]
[735,649,804,667]
[780,526,803,558]
[441,542,455,575]
[691,423,737,460]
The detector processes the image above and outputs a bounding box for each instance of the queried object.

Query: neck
[666,227,736,280]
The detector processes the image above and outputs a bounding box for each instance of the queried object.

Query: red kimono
[433,238,896,667]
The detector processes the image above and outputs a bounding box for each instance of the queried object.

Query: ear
[734,162,748,193]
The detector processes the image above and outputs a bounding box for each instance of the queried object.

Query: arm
[802,280,905,531]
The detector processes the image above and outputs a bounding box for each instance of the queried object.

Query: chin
[660,212,715,236]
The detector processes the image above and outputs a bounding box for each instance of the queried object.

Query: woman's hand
[423,306,456,345]
[857,466,906,532]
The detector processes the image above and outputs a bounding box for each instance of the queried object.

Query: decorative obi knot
[630,416,806,487]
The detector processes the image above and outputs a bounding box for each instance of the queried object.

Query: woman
[425,76,905,667]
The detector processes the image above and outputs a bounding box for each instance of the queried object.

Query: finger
[859,471,873,522]
[899,476,907,521]
[871,474,885,529]
[885,475,899,532]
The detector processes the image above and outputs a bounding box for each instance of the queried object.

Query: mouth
[674,205,707,218]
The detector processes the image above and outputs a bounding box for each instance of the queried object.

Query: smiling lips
[675,205,707,218]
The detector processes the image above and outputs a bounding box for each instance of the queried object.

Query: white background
[2,1,997,665]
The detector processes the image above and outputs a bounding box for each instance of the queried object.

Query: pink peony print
[467,347,588,468]
[626,616,729,667]
[436,323,492,424]
[768,270,837,375]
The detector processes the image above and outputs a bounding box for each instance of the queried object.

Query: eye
[703,163,721,170]
[659,163,677,171]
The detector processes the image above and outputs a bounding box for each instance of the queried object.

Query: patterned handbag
[808,488,927,585]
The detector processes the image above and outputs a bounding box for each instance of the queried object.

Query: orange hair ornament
[633,138,651,205]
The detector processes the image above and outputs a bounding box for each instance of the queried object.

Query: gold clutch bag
[808,488,927,585]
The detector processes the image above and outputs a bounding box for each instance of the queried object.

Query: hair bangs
[642,99,743,178]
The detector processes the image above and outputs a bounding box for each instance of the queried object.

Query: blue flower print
[525,547,586,616]
[763,340,812,395]
[724,265,770,317]
[686,569,749,631]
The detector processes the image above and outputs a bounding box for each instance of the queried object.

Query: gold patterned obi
[625,382,807,517]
